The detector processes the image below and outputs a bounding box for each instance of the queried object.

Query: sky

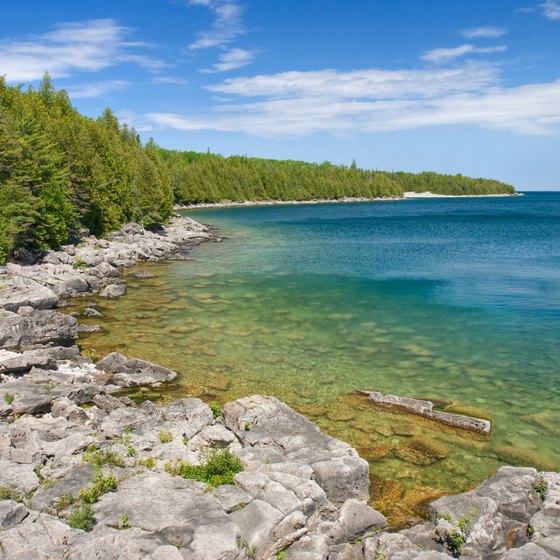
[1,0,560,191]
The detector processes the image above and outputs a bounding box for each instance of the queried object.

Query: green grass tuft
[165,448,243,487]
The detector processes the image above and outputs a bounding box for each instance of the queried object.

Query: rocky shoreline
[0,217,558,559]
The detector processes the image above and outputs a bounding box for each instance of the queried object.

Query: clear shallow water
[76,192,560,525]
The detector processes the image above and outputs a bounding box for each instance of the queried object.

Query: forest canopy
[0,75,515,263]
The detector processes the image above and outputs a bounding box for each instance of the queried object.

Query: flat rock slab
[358,389,492,434]
[95,352,177,387]
[0,276,58,312]
[93,471,240,557]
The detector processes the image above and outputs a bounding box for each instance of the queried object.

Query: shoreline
[0,216,557,559]
[175,191,519,210]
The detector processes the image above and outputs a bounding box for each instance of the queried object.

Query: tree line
[0,76,515,263]
[162,150,515,204]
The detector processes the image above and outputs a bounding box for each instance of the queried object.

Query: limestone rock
[222,395,370,504]
[0,500,29,530]
[96,352,177,387]
[100,283,127,298]
[0,276,58,312]
[472,466,540,523]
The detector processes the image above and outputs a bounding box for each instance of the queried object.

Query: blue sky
[2,0,560,190]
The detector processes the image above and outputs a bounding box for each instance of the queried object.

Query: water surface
[76,192,560,525]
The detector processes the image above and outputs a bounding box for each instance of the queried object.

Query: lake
[76,192,560,525]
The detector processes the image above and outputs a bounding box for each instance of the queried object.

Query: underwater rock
[358,390,492,434]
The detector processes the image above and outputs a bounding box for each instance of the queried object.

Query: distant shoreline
[176,191,520,210]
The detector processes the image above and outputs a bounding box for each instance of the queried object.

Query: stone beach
[0,216,558,559]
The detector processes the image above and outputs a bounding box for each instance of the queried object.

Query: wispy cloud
[153,76,189,85]
[144,64,560,138]
[200,47,257,73]
[459,26,507,38]
[187,0,246,50]
[65,80,130,98]
[422,44,507,64]
[539,0,560,19]
[0,19,164,82]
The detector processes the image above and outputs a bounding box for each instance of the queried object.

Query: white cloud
[0,19,164,83]
[205,64,499,99]
[539,0,560,19]
[153,76,189,85]
[187,1,246,50]
[144,65,560,138]
[422,44,507,63]
[459,26,507,38]
[65,80,130,98]
[200,48,257,73]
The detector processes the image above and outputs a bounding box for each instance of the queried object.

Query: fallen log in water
[357,390,492,434]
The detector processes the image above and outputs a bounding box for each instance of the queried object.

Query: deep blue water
[79,192,560,491]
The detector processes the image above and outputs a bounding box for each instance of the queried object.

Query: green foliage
[238,539,257,560]
[84,447,125,469]
[54,492,78,513]
[122,427,136,457]
[120,514,130,529]
[439,509,477,557]
[0,74,173,263]
[165,448,243,487]
[3,393,15,405]
[158,430,173,443]
[79,471,117,504]
[67,504,95,532]
[73,256,87,269]
[210,401,222,418]
[276,551,287,559]
[244,422,251,431]
[535,478,548,499]
[138,457,156,469]
[0,486,22,502]
[160,149,515,205]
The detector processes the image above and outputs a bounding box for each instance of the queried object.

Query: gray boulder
[0,309,78,350]
[0,500,29,530]
[0,276,58,312]
[430,494,507,560]
[96,352,177,387]
[100,283,127,298]
[222,396,370,505]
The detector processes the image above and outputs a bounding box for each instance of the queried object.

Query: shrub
[85,447,125,469]
[68,504,94,532]
[165,448,243,487]
[3,393,15,405]
[79,471,117,504]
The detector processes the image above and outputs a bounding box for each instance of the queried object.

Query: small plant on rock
[165,448,243,487]
[238,539,257,560]
[79,471,117,504]
[3,393,15,405]
[535,478,548,500]
[54,493,78,513]
[0,486,21,502]
[68,504,95,532]
[85,447,125,469]
[210,401,222,418]
[73,256,87,270]
[158,430,173,444]
[138,457,156,469]
[120,515,130,529]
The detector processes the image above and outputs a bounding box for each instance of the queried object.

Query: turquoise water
[77,192,560,523]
